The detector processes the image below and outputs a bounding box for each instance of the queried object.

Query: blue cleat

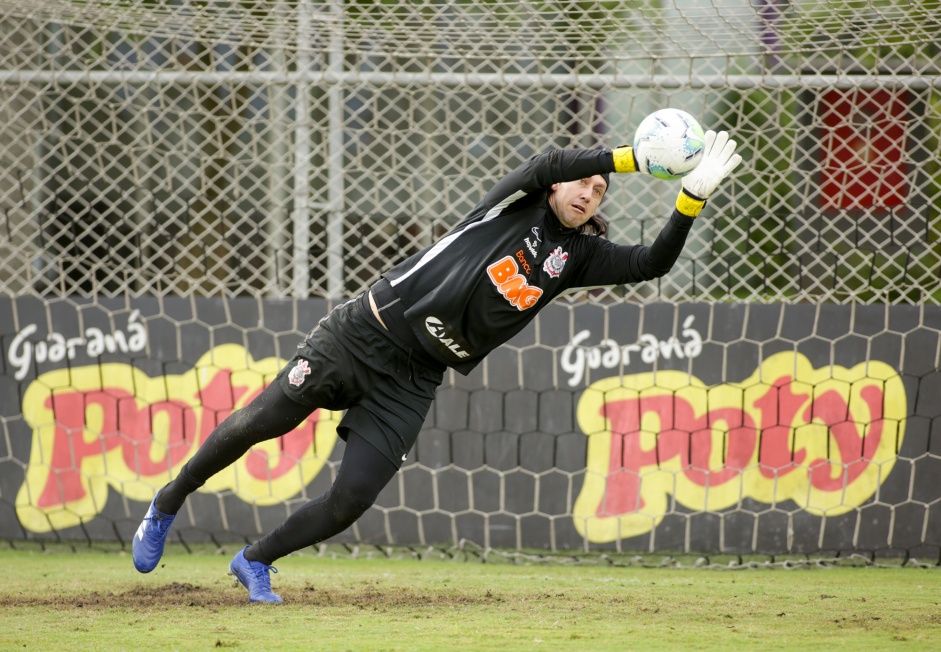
[229,547,283,604]
[132,492,176,573]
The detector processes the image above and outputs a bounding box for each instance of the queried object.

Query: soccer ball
[632,109,706,180]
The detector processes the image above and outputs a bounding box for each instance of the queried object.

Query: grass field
[2,544,939,651]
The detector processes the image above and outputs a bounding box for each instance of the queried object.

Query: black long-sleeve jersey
[377,147,695,375]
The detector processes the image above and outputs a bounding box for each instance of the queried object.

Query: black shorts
[275,294,445,468]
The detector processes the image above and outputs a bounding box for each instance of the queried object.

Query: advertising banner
[1,298,938,556]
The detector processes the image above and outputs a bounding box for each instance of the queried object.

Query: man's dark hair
[578,213,608,237]
[585,172,611,236]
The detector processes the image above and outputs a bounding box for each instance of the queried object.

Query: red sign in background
[819,88,910,210]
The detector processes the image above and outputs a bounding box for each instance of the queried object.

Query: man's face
[547,176,607,229]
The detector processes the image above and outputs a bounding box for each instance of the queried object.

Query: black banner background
[1,297,939,557]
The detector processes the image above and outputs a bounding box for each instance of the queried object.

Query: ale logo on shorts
[288,359,312,386]
[425,316,470,359]
[542,246,569,278]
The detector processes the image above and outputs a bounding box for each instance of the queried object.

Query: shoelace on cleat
[251,562,277,587]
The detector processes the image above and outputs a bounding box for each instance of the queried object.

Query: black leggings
[156,381,398,565]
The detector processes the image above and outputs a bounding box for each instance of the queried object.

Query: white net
[1,1,940,561]
[0,0,938,302]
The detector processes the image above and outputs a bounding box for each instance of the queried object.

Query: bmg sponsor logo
[487,256,543,310]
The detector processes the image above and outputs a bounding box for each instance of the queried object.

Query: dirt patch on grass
[0,581,243,608]
[296,582,499,610]
[0,581,502,610]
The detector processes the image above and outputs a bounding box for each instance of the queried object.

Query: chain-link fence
[0,0,938,302]
[2,0,941,560]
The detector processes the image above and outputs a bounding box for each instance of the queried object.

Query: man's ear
[549,183,560,192]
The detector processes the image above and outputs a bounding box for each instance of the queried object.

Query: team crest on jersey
[288,359,312,386]
[542,246,569,278]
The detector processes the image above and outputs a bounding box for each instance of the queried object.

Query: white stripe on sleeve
[390,190,526,288]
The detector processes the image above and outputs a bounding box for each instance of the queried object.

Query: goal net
[1,1,939,563]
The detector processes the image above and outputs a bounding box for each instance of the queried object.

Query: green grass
[1,545,939,651]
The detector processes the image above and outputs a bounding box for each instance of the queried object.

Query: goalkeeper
[133,131,742,603]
